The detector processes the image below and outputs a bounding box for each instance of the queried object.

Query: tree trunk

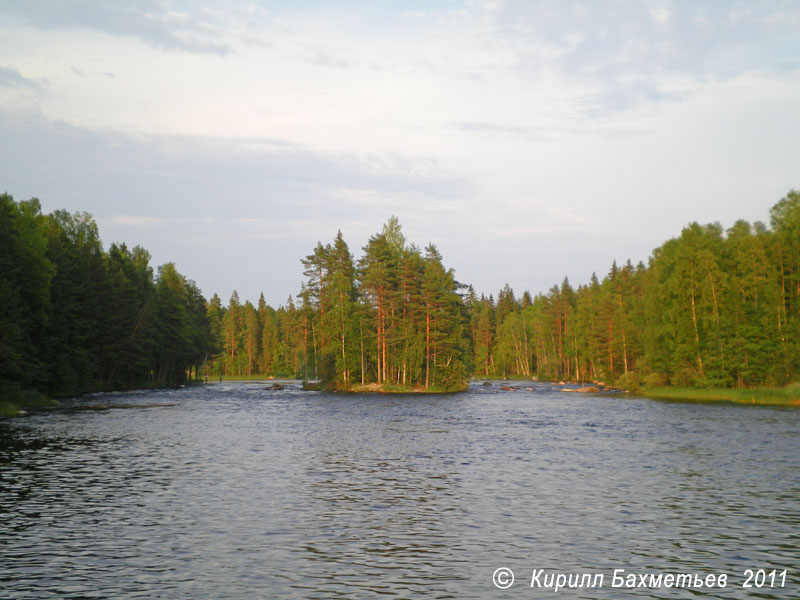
[425,309,431,389]
[608,317,614,374]
[303,317,308,381]
[622,329,628,375]
[311,319,318,381]
[690,282,704,375]
[339,291,347,383]
[484,329,490,376]
[376,292,382,384]
[359,320,365,385]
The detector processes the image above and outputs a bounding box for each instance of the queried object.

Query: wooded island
[2,191,800,405]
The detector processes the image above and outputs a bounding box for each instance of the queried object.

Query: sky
[1,1,799,307]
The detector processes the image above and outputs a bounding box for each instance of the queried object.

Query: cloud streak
[0,2,797,306]
[0,108,476,303]
[0,66,43,90]
[0,0,231,54]
[487,0,800,113]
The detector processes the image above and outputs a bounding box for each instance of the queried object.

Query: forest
[2,190,800,401]
[206,192,800,391]
[206,218,471,391]
[1,193,214,404]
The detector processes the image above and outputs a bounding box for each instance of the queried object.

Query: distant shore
[4,380,799,418]
[642,386,800,407]
[475,378,800,406]
[302,381,469,394]
[0,390,59,418]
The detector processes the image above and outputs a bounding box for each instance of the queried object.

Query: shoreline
[1,380,199,418]
[641,386,800,407]
[5,381,798,418]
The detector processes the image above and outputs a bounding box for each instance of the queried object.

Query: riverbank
[643,385,800,406]
[1,380,204,418]
[0,390,59,418]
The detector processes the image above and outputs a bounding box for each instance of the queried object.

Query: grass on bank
[643,384,800,406]
[0,389,59,417]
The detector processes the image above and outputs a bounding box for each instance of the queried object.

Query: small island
[282,217,473,394]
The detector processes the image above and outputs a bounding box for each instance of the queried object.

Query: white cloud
[110,215,164,226]
[0,1,798,304]
[0,65,44,90]
[488,225,587,238]
[650,8,671,24]
[0,0,232,54]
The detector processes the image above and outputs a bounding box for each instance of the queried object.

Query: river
[1,381,798,598]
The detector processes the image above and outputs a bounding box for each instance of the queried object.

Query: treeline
[1,193,214,400]
[206,218,471,390]
[5,190,799,399]
[469,191,800,388]
[210,192,800,389]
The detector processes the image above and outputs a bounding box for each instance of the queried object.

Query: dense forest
[1,193,214,402]
[2,190,799,401]
[206,217,471,391]
[207,191,800,390]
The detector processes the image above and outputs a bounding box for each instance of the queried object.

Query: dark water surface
[1,382,798,599]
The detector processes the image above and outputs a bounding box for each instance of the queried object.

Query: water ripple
[1,381,798,598]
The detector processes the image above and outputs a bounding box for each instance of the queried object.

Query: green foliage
[0,194,53,397]
[205,218,471,391]
[0,402,19,418]
[473,190,800,391]
[0,389,56,418]
[642,372,668,389]
[643,385,800,406]
[615,371,641,391]
[0,194,214,398]
[10,190,796,401]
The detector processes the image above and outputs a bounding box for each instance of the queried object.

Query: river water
[1,381,798,599]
